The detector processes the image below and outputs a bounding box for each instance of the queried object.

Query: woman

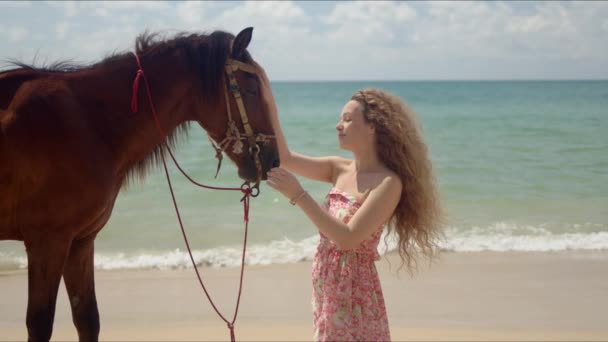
[257,65,443,341]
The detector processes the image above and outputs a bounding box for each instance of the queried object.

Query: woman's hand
[266,167,304,200]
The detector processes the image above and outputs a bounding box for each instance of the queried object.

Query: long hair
[351,89,444,273]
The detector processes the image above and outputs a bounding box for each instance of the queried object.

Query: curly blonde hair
[351,88,444,273]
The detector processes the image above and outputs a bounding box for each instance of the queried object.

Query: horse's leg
[62,237,100,341]
[25,237,71,342]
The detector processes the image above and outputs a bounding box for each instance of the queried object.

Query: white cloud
[392,1,608,62]
[7,26,28,42]
[184,0,315,80]
[421,2,502,45]
[44,1,171,18]
[324,0,415,24]
[66,1,78,17]
[211,1,309,33]
[215,0,607,80]
[80,0,171,11]
[507,14,550,34]
[323,1,416,44]
[286,1,607,79]
[175,1,208,29]
[1,1,606,80]
[63,1,78,17]
[82,26,139,60]
[0,1,31,7]
[221,0,307,22]
[44,1,78,17]
[55,22,70,40]
[94,8,109,17]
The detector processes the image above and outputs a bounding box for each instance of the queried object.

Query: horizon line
[270,78,608,82]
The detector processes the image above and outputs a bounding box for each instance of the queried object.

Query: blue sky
[1,1,607,80]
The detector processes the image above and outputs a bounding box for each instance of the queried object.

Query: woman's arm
[267,168,402,250]
[257,64,343,183]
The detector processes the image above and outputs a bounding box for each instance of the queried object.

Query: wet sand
[1,251,607,341]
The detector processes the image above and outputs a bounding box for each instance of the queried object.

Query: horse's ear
[232,27,253,59]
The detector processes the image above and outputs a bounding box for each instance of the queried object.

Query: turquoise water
[2,81,607,269]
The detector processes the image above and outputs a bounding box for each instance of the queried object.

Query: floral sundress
[311,187,390,341]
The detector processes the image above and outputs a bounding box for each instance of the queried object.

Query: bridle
[129,52,275,342]
[208,58,275,196]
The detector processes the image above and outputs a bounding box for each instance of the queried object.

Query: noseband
[208,59,275,195]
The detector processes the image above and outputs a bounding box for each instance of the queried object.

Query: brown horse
[0,27,279,341]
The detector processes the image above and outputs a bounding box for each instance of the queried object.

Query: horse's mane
[127,31,248,188]
[2,30,243,101]
[125,123,191,190]
[2,30,250,189]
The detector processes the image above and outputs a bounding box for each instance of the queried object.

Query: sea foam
[2,222,607,271]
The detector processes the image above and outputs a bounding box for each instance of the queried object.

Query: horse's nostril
[271,158,280,168]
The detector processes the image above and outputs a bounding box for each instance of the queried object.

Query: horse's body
[0,28,277,341]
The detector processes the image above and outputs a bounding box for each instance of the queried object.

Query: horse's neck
[75,51,201,180]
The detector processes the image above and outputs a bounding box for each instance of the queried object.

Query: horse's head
[197,27,279,189]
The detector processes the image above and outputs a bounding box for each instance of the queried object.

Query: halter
[208,59,275,195]
[130,52,271,342]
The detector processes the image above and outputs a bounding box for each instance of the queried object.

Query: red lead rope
[131,53,250,341]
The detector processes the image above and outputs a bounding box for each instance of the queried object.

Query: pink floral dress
[311,187,391,341]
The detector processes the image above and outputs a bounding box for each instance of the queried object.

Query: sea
[1,80,607,270]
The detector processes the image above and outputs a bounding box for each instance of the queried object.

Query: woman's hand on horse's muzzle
[266,167,303,200]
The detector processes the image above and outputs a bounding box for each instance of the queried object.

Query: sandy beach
[1,251,607,341]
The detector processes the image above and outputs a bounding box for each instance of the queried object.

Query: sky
[0,0,607,81]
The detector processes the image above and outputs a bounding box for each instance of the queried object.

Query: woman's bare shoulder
[378,168,402,187]
[333,157,353,170]
[331,157,353,180]
[366,168,402,197]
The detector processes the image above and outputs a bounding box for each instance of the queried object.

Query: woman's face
[335,100,375,151]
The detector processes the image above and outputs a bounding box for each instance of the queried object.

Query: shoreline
[2,251,608,341]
